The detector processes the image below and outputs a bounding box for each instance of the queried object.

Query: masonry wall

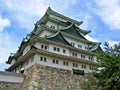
[0,82,23,90]
[0,71,24,83]
[0,71,24,90]
[0,64,90,90]
[23,64,89,90]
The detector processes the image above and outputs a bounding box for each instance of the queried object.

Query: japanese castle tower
[6,7,101,75]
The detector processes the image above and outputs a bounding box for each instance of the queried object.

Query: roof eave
[46,7,82,26]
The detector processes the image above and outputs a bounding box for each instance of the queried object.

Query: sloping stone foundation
[0,82,23,90]
[23,64,89,90]
[0,64,90,90]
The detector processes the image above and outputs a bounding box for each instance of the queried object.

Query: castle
[0,7,102,90]
[6,7,101,74]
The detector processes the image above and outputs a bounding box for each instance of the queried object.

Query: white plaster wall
[11,59,16,65]
[13,52,95,73]
[34,42,70,56]
[34,42,42,49]
[70,51,85,60]
[34,54,91,73]
[0,74,24,83]
[49,44,69,56]
[17,41,97,73]
[34,54,53,67]
[23,45,31,56]
[14,56,35,73]
[34,42,49,51]
[34,54,72,70]
[58,25,65,30]
[23,60,34,69]
[64,36,89,50]
[46,21,66,30]
[34,42,96,63]
[46,21,57,29]
[93,56,97,62]
[49,14,66,22]
[39,30,53,37]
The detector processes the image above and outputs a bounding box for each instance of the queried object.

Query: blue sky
[0,0,120,71]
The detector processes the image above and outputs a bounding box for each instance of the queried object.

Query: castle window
[44,57,46,62]
[73,63,78,67]
[72,52,77,57]
[40,57,47,62]
[57,48,60,52]
[81,65,86,69]
[53,47,60,52]
[63,61,69,66]
[51,25,55,29]
[85,46,88,50]
[81,54,85,59]
[41,45,48,50]
[75,53,77,57]
[53,47,56,51]
[73,69,84,75]
[40,57,43,61]
[78,44,82,48]
[41,45,43,49]
[63,49,66,53]
[53,59,55,63]
[89,57,93,61]
[45,46,47,50]
[53,59,58,64]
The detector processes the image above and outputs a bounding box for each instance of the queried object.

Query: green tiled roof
[60,23,87,40]
[89,43,102,52]
[6,53,15,64]
[76,26,91,35]
[10,53,15,57]
[46,7,82,26]
[45,31,72,46]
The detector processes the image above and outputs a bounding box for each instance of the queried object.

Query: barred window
[63,61,69,66]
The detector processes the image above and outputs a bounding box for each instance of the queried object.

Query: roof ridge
[60,23,88,40]
[46,7,82,26]
[45,30,72,46]
[89,43,101,52]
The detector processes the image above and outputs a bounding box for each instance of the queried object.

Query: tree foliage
[80,77,99,90]
[94,42,120,90]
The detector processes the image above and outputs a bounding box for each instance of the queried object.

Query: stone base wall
[0,82,23,90]
[23,64,89,90]
[0,64,90,90]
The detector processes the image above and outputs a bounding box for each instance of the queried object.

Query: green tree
[80,77,99,90]
[94,42,120,90]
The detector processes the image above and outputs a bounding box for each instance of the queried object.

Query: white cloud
[1,0,78,30]
[0,32,18,71]
[85,35,97,42]
[0,63,10,71]
[0,16,11,31]
[94,0,120,30]
[76,13,93,30]
[2,0,48,30]
[108,40,119,47]
[0,32,11,47]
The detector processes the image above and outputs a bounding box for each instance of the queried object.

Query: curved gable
[45,31,72,46]
[60,23,87,40]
